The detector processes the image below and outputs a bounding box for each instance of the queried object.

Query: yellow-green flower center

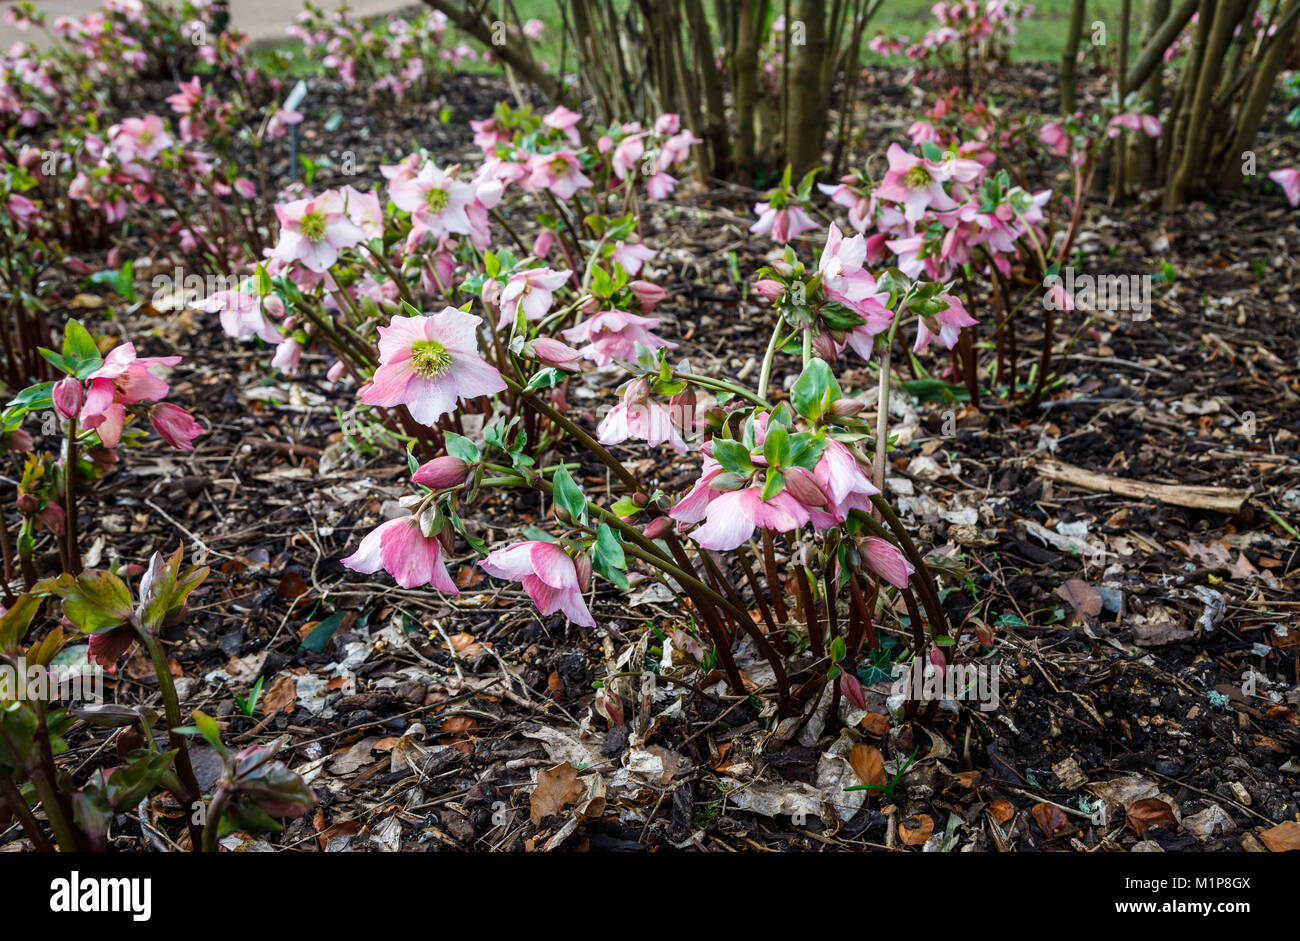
[424,187,449,212]
[410,339,453,378]
[138,129,155,146]
[549,155,570,176]
[299,209,327,243]
[904,165,931,189]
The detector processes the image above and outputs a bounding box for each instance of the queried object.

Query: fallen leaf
[899,813,934,845]
[1127,798,1178,837]
[530,762,586,825]
[988,800,1015,825]
[260,674,297,716]
[848,744,886,788]
[1258,821,1300,852]
[1031,802,1071,836]
[1056,579,1103,619]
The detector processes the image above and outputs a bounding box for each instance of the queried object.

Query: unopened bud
[829,398,867,418]
[642,516,673,539]
[811,331,839,363]
[53,377,83,419]
[632,492,649,507]
[16,493,39,514]
[754,279,784,303]
[574,554,592,592]
[412,456,470,489]
[528,336,584,370]
[783,465,829,507]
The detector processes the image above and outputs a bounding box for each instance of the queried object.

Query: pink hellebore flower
[388,161,476,241]
[110,115,173,162]
[526,149,593,200]
[498,267,571,324]
[342,516,459,591]
[750,201,819,243]
[198,289,283,344]
[682,487,811,552]
[561,310,676,367]
[597,385,688,454]
[53,377,84,419]
[913,294,977,354]
[862,536,914,588]
[149,403,203,450]
[611,240,656,276]
[359,308,506,425]
[819,225,893,340]
[542,105,582,145]
[876,142,958,223]
[811,438,880,522]
[272,190,366,273]
[80,344,181,448]
[479,541,595,627]
[1269,167,1300,207]
[1039,122,1070,157]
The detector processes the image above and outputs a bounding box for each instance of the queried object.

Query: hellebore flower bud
[812,331,839,363]
[532,228,555,258]
[709,471,749,492]
[929,643,946,676]
[632,492,650,507]
[528,336,584,370]
[629,280,667,313]
[574,553,592,593]
[53,377,83,419]
[642,516,673,539]
[16,492,39,514]
[841,673,867,711]
[754,279,785,303]
[783,465,829,508]
[829,397,867,418]
[579,293,602,315]
[412,456,470,490]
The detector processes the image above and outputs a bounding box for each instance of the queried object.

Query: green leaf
[443,432,480,463]
[711,438,754,476]
[762,422,790,467]
[760,467,784,501]
[550,463,587,523]
[790,358,839,421]
[62,320,99,364]
[45,570,133,634]
[830,635,846,663]
[300,611,347,653]
[191,709,229,759]
[592,523,629,589]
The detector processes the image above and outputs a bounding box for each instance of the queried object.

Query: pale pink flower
[388,160,476,241]
[611,240,655,275]
[561,310,676,366]
[340,184,383,239]
[109,115,173,162]
[543,105,582,145]
[498,267,571,324]
[342,516,459,591]
[750,201,819,243]
[149,403,203,450]
[1269,167,1300,206]
[598,393,687,453]
[525,149,593,199]
[682,488,810,551]
[272,191,366,272]
[479,541,595,627]
[912,294,977,353]
[80,344,181,448]
[360,309,506,425]
[876,143,958,223]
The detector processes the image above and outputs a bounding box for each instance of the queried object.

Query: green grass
[252,0,1138,85]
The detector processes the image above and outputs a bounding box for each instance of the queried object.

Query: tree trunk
[1060,0,1087,113]
[787,0,829,175]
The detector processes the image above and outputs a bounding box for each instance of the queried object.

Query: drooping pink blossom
[342,515,459,591]
[498,267,571,324]
[479,541,595,627]
[561,310,676,367]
